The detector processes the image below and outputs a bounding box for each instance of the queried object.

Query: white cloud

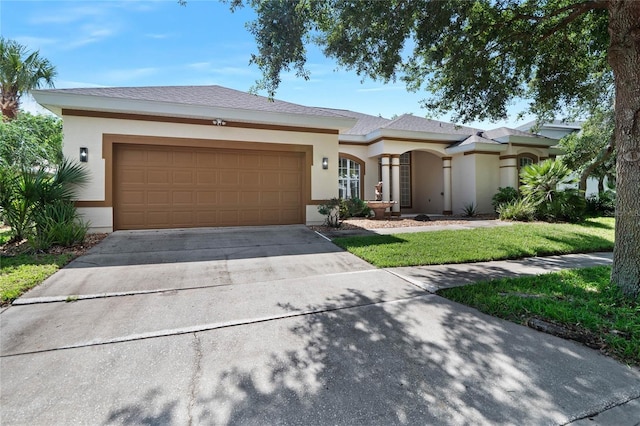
[12,36,58,50]
[29,4,109,25]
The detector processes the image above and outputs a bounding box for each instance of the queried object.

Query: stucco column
[443,156,452,215]
[380,155,391,202]
[499,155,518,189]
[391,155,401,215]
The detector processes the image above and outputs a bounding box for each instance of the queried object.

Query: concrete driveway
[1,225,639,425]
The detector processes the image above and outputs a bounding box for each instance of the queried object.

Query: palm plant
[0,159,88,244]
[0,37,56,120]
[519,159,585,222]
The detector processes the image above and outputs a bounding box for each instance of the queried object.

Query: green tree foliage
[229,0,640,297]
[0,112,63,169]
[560,106,615,193]
[0,37,56,121]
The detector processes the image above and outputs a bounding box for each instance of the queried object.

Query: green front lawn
[1,253,74,304]
[438,266,639,365]
[333,218,614,267]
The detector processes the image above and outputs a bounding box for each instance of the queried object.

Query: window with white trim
[400,152,411,208]
[339,157,361,199]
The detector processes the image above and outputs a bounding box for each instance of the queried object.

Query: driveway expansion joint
[563,393,640,425]
[187,332,202,426]
[1,293,434,358]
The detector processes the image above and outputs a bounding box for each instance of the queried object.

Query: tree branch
[579,135,615,193]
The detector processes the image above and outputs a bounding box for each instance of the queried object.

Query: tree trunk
[578,140,613,194]
[608,0,640,298]
[598,176,604,193]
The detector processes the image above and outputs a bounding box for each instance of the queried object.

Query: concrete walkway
[1,226,638,425]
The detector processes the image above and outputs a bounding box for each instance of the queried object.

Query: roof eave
[366,128,470,142]
[445,142,507,155]
[32,90,356,131]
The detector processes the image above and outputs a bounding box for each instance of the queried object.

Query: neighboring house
[33,85,561,232]
[516,120,602,197]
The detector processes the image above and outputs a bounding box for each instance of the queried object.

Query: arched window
[338,155,364,199]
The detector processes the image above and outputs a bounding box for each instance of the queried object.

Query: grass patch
[1,253,74,304]
[333,218,614,267]
[438,266,639,365]
[0,228,11,245]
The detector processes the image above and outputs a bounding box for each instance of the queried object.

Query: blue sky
[1,0,534,128]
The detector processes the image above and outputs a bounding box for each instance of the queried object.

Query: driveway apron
[1,225,639,425]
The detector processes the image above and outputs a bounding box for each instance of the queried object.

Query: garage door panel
[219,191,239,205]
[240,154,261,169]
[172,152,196,167]
[120,190,146,205]
[147,191,169,205]
[220,172,240,186]
[280,156,302,170]
[172,191,193,204]
[282,191,300,204]
[218,153,240,169]
[197,191,218,205]
[197,171,217,185]
[120,169,146,185]
[173,171,194,185]
[281,172,302,187]
[147,150,170,165]
[115,144,303,230]
[241,171,260,186]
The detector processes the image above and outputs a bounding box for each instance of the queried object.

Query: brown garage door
[114,144,304,230]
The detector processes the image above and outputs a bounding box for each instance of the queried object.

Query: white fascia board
[508,135,558,146]
[445,142,507,155]
[32,91,356,131]
[365,128,468,143]
[338,134,368,143]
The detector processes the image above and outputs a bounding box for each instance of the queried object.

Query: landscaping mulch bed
[309,214,497,233]
[0,232,109,258]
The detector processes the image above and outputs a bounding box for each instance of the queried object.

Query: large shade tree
[0,37,56,121]
[227,0,639,297]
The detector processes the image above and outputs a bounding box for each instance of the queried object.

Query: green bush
[491,186,519,212]
[31,200,88,250]
[0,159,88,246]
[520,159,586,223]
[586,191,616,217]
[497,198,536,221]
[317,198,341,227]
[340,197,372,219]
[462,202,477,217]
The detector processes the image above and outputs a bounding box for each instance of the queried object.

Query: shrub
[0,159,88,246]
[317,198,341,227]
[491,187,519,212]
[497,198,536,221]
[462,202,477,217]
[586,191,616,217]
[31,200,88,250]
[520,159,585,223]
[340,197,372,219]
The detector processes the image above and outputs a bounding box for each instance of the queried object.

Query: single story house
[33,85,561,232]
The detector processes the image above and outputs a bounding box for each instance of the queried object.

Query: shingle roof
[484,127,546,140]
[41,85,345,119]
[381,114,481,135]
[320,108,391,135]
[454,133,502,147]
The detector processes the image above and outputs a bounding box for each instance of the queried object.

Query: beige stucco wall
[451,154,476,214]
[474,154,501,213]
[406,151,443,214]
[63,115,340,230]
